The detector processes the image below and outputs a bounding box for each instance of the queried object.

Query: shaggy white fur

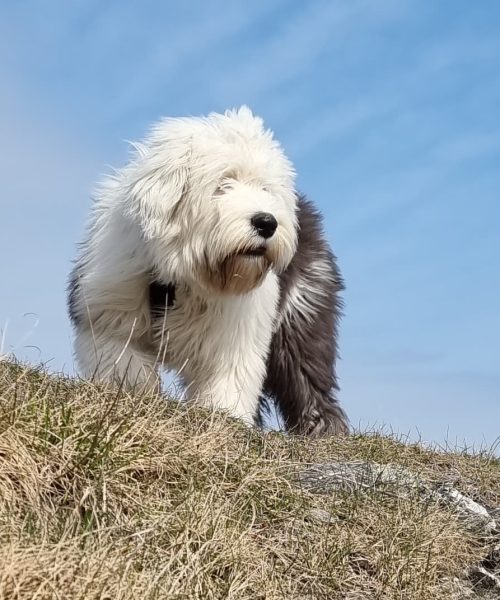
[70,107,298,424]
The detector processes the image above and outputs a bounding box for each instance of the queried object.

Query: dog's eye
[214,178,234,197]
[214,183,231,196]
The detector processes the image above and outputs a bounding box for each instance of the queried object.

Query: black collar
[149,280,176,311]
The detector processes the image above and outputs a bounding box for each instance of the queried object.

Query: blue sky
[1,1,499,451]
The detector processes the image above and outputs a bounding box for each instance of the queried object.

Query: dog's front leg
[186,359,265,426]
[74,325,161,394]
[183,279,279,426]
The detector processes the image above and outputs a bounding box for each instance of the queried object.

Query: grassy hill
[0,360,498,599]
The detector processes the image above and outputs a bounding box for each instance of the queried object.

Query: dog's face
[125,107,297,295]
[203,174,296,294]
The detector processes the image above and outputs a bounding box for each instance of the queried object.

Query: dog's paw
[299,406,349,438]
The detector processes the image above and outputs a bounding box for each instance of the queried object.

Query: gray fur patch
[262,194,349,436]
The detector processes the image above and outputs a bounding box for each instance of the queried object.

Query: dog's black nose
[251,212,278,239]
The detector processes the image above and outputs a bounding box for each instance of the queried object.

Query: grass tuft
[0,360,498,599]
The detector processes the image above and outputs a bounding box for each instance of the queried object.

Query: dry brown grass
[0,360,498,599]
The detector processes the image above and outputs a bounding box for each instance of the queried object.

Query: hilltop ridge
[0,360,498,599]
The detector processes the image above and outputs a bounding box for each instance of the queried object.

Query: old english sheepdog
[68,107,348,436]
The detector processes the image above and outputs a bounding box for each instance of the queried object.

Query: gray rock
[298,461,498,535]
[297,461,500,598]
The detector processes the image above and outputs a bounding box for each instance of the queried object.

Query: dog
[68,107,348,436]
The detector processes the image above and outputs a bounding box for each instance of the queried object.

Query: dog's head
[123,106,297,295]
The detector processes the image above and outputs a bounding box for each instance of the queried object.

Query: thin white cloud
[211,0,412,103]
[430,131,500,163]
[284,28,500,160]
[418,34,500,73]
[76,0,289,117]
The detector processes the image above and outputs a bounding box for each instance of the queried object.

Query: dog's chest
[148,276,280,373]
[148,281,223,369]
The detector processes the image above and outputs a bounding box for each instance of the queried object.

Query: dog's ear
[126,141,190,240]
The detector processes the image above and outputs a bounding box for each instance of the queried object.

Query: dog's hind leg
[263,198,349,436]
[265,295,349,436]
